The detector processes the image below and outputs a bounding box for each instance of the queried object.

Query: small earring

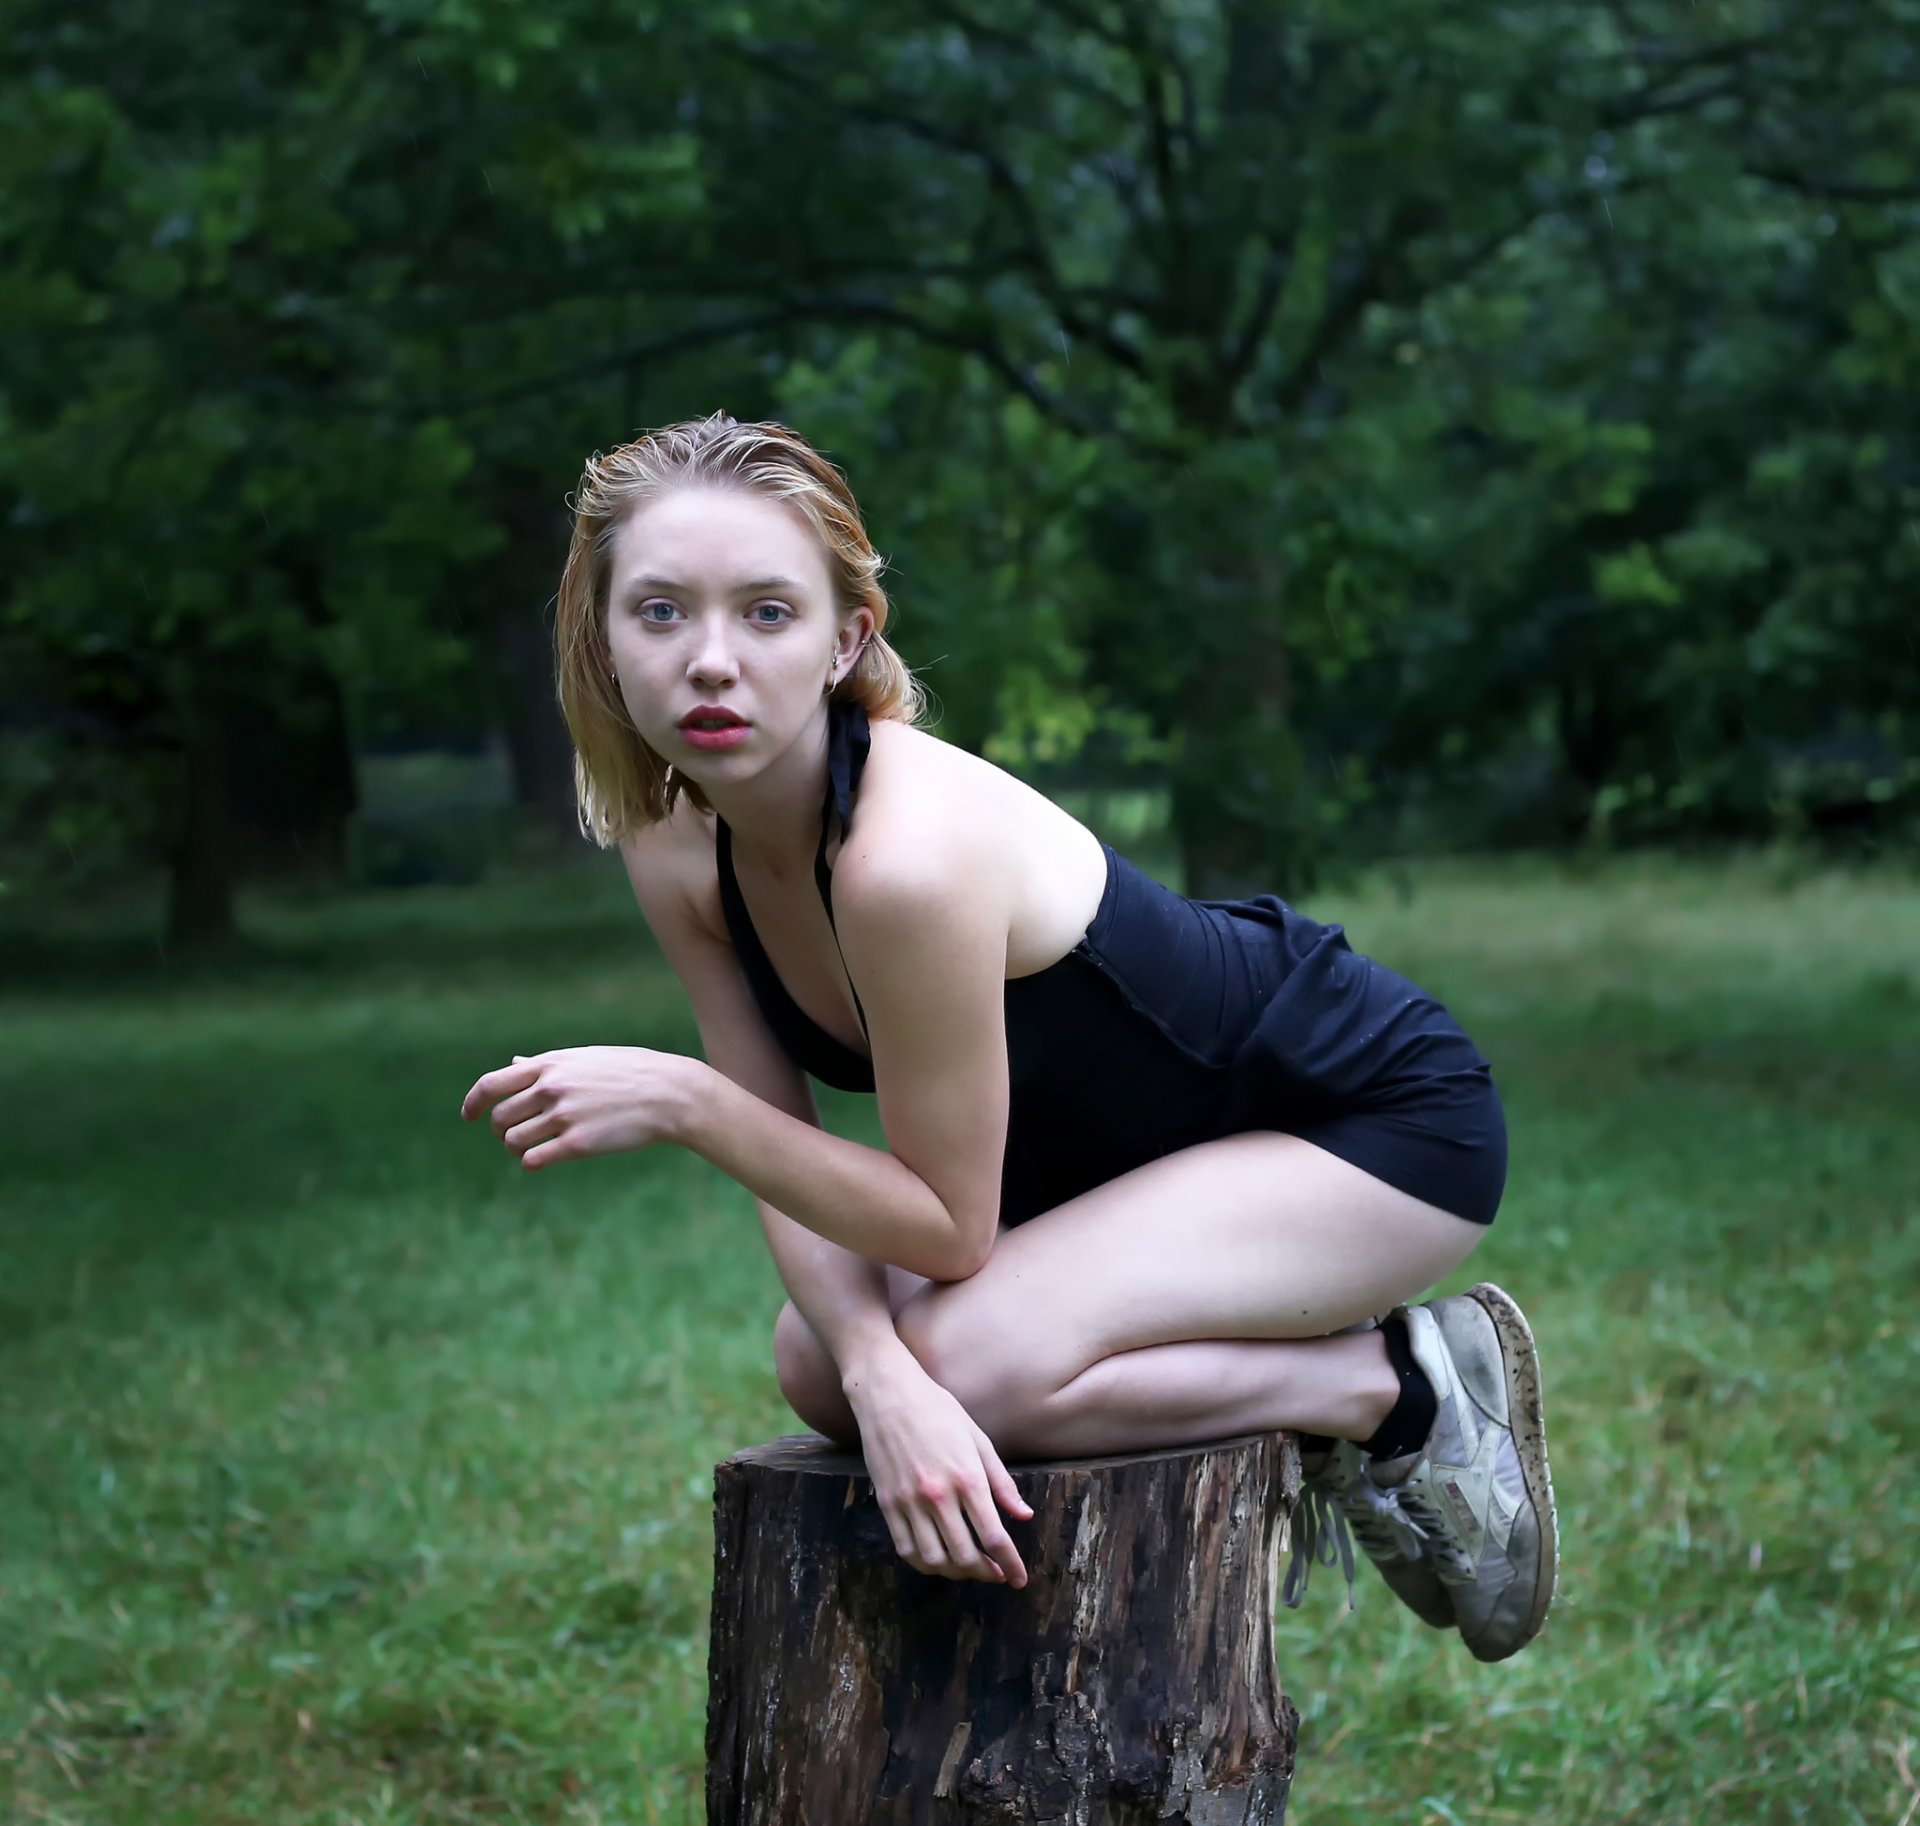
[824,637,869,694]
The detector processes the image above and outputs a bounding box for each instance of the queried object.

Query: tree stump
[705,1430,1300,1824]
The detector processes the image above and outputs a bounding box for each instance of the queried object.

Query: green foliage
[0,0,710,929]
[3,0,1917,927]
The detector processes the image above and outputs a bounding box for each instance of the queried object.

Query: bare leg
[776,1305,1398,1452]
[773,1266,930,1447]
[777,1131,1487,1460]
[897,1131,1484,1457]
[995,1329,1402,1459]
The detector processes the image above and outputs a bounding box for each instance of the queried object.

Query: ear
[842,605,877,661]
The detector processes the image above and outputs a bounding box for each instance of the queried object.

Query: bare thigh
[774,1129,1486,1441]
[891,1130,1486,1411]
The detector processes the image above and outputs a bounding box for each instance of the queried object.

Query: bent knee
[895,1293,1040,1430]
[772,1300,857,1443]
[772,1299,832,1405]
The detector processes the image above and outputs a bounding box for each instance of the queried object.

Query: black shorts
[997,841,1512,1231]
[1285,1071,1509,1226]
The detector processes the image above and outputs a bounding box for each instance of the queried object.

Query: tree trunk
[490,474,583,838]
[166,688,238,952]
[227,655,359,877]
[706,1431,1300,1824]
[1171,548,1304,902]
[495,606,580,837]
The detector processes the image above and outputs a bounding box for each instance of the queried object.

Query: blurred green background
[3,2,1917,1822]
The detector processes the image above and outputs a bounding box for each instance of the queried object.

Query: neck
[705,708,836,881]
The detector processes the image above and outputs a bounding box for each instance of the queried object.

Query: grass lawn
[2,850,1917,1825]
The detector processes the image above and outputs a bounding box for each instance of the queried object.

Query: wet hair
[554,410,926,844]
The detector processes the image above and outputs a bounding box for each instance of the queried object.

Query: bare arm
[612,814,1033,1593]
[618,825,919,1388]
[670,820,1016,1284]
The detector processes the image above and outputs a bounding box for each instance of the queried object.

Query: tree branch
[728,40,1152,379]
[1029,0,1132,55]
[791,292,1120,438]
[1126,20,1184,268]
[1031,0,1189,261]
[1270,196,1438,416]
[406,306,815,418]
[919,0,1137,122]
[1221,233,1291,393]
[405,293,1118,442]
[1600,71,1743,125]
[1744,163,1920,204]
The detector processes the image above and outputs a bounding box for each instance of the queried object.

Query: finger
[489,1084,552,1139]
[875,1497,918,1567]
[504,1112,566,1156]
[930,1490,1001,1584]
[977,1433,1036,1521]
[519,1135,579,1172]
[959,1478,1026,1587]
[905,1505,954,1579]
[461,1059,542,1120]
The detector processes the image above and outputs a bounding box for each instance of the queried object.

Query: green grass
[3,852,1917,1824]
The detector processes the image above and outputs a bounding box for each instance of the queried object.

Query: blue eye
[638,601,678,622]
[752,603,793,624]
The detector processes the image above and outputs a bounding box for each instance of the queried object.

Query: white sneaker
[1284,1436,1456,1629]
[1367,1283,1558,1662]
[1280,1314,1454,1628]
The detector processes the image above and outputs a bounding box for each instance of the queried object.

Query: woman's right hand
[846,1362,1034,1588]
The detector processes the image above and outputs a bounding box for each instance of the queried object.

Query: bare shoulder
[617,795,726,946]
[834,718,1001,895]
[836,715,1106,969]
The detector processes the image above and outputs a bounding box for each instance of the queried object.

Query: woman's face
[603,484,863,783]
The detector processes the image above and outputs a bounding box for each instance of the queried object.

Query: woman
[462,412,1558,1663]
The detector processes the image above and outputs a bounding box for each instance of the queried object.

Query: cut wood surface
[706,1430,1301,1825]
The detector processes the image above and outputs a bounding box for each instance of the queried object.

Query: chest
[727,856,872,1060]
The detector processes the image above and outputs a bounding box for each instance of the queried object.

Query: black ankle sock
[1361,1315,1437,1461]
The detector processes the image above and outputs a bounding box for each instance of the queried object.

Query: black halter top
[707,698,1502,1230]
[711,694,1131,1096]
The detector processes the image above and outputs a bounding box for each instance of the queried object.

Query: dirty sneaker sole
[1463,1280,1559,1657]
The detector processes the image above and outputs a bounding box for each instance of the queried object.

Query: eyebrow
[622,574,807,599]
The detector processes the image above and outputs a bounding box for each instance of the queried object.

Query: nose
[686,614,740,687]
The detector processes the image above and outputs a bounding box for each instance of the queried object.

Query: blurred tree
[0,0,705,939]
[630,0,1918,885]
[1328,5,1920,844]
[3,0,1915,945]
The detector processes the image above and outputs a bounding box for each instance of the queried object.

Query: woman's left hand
[461,1046,702,1170]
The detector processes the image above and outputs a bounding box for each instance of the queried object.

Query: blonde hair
[554,410,927,845]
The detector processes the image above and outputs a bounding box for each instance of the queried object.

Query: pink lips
[679,702,744,752]
[677,703,749,751]
[680,718,750,751]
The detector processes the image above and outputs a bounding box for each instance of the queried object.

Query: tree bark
[227,655,359,877]
[1171,547,1303,902]
[490,473,581,837]
[165,688,238,952]
[495,605,580,837]
[706,1431,1300,1825]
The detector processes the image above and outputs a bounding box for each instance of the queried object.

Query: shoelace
[1281,1477,1432,1611]
[1281,1483,1356,1611]
[1348,1476,1434,1562]
[1389,1484,1475,1583]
